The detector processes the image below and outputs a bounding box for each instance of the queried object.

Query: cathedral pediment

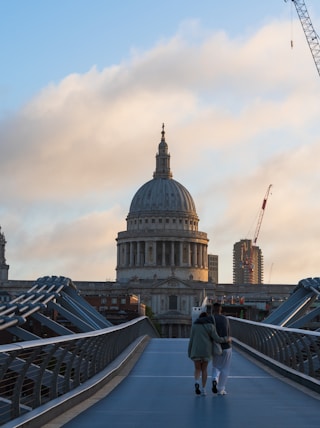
[154,277,191,289]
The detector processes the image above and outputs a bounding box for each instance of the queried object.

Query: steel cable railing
[229,317,320,384]
[0,316,158,426]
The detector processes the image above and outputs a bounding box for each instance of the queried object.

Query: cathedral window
[169,295,178,310]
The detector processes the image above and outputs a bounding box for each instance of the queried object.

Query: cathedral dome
[116,124,208,283]
[128,178,197,216]
[127,124,198,219]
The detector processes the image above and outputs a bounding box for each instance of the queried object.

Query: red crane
[253,184,273,245]
[240,185,272,283]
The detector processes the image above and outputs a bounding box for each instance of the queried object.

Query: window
[169,295,178,310]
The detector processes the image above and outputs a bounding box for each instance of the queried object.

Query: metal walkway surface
[61,338,320,428]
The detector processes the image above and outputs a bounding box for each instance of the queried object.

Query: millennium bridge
[0,276,320,427]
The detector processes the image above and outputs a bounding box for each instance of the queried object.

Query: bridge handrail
[0,316,159,426]
[229,317,320,383]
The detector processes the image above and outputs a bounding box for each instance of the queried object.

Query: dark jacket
[213,314,231,350]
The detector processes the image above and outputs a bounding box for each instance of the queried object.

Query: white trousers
[212,348,232,392]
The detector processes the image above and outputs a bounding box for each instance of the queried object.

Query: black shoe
[212,380,218,394]
[195,383,201,395]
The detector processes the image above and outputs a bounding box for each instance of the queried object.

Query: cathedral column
[145,242,149,266]
[137,241,141,266]
[152,241,156,265]
[179,242,183,266]
[171,241,175,266]
[129,242,134,266]
[199,244,203,268]
[193,243,198,267]
[162,242,166,266]
[124,243,129,266]
[187,243,191,266]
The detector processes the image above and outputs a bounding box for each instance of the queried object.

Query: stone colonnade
[117,240,208,269]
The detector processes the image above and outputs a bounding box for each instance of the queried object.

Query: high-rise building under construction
[233,239,263,285]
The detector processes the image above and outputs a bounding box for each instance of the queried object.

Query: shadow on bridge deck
[48,339,320,428]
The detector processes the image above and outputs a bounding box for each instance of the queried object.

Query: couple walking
[188,303,232,396]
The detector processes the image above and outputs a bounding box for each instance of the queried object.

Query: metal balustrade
[0,316,159,426]
[230,317,320,387]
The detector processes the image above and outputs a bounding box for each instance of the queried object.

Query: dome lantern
[153,123,173,179]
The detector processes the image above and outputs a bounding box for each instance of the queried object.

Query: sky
[1,0,320,285]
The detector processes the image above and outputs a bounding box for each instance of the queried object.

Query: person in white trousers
[211,303,232,395]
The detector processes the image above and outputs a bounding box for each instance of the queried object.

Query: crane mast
[240,185,272,284]
[253,184,273,245]
[286,0,320,76]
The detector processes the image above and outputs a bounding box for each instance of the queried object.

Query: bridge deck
[60,338,319,428]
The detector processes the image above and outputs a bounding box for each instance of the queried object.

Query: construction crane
[253,184,273,245]
[285,0,320,76]
[240,185,272,283]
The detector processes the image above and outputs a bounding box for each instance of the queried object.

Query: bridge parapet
[0,316,159,426]
[230,317,320,392]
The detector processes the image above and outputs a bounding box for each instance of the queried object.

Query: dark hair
[213,303,221,308]
[199,311,208,318]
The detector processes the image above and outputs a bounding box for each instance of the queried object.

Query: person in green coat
[188,311,230,396]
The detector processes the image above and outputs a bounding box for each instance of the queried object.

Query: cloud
[1,18,320,284]
[6,208,125,281]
